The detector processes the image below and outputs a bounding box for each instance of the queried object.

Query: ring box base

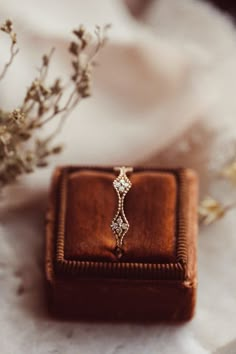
[45,166,198,321]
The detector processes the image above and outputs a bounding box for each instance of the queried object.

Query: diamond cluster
[110,167,132,257]
[113,177,131,194]
[111,216,129,237]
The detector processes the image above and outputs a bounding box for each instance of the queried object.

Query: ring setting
[111,166,133,258]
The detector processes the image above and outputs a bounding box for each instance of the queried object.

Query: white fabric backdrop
[0,0,236,353]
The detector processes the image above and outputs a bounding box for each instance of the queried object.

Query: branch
[0,20,19,81]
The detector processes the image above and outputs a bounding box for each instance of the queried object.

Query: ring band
[111,166,133,258]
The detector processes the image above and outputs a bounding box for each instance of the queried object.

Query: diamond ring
[111,166,133,258]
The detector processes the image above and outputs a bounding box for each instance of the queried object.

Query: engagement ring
[111,166,133,258]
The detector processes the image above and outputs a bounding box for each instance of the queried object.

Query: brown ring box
[45,166,198,321]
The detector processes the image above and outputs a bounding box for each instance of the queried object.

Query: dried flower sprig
[0,19,18,80]
[199,157,236,225]
[220,160,236,185]
[199,197,226,225]
[0,20,109,189]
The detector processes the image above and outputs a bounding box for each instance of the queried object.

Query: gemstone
[114,246,124,259]
[119,186,125,192]
[122,223,128,229]
[111,221,117,230]
[117,216,123,224]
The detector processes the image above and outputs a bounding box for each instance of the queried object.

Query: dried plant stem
[49,96,81,140]
[0,19,19,81]
[0,20,109,189]
[40,87,77,126]
[199,157,236,225]
[23,48,55,116]
[0,42,19,80]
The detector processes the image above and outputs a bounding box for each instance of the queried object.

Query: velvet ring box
[45,166,198,321]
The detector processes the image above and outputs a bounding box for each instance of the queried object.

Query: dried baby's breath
[0,20,108,189]
[0,19,18,80]
[199,157,236,225]
[198,197,226,225]
[220,160,236,185]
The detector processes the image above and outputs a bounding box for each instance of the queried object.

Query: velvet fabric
[65,170,177,262]
[45,166,198,321]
